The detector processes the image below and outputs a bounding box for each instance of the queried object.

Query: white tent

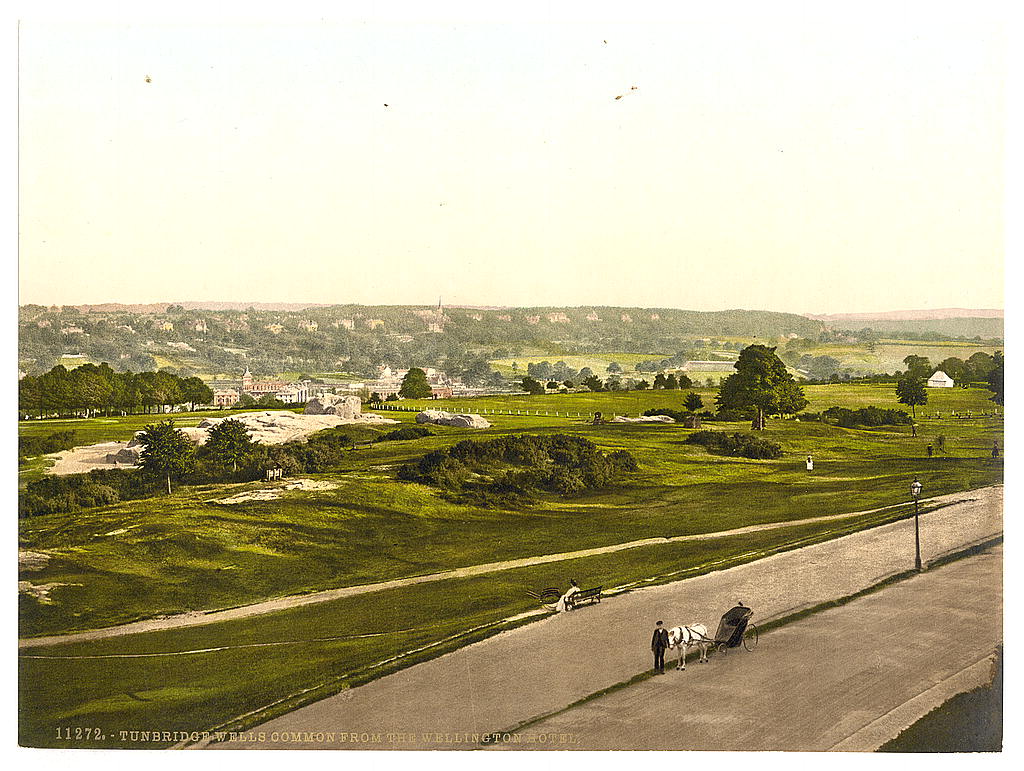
[927,370,955,388]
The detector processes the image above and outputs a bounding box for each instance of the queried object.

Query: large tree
[181,376,214,411]
[902,355,933,379]
[137,419,197,494]
[716,345,808,430]
[203,418,257,472]
[986,351,1004,405]
[399,367,433,399]
[684,392,704,413]
[895,374,928,418]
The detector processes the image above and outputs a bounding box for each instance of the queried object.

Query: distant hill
[805,308,1002,322]
[56,302,332,314]
[805,309,1003,341]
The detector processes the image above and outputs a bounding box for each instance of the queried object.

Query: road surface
[514,545,1002,750]
[206,484,1001,749]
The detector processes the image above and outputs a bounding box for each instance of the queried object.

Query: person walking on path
[806,455,814,471]
[652,621,669,674]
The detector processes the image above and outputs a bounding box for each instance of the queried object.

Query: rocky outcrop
[67,409,398,475]
[610,414,675,423]
[415,410,491,429]
[304,394,362,418]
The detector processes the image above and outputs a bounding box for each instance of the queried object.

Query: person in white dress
[806,455,814,471]
[554,580,580,612]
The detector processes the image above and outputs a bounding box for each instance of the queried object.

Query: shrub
[397,434,638,505]
[685,431,783,460]
[375,426,434,442]
[821,406,912,428]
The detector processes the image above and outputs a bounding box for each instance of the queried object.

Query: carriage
[712,603,758,653]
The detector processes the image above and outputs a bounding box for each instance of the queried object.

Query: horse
[666,623,711,670]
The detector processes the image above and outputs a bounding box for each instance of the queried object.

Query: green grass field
[18,383,1003,747]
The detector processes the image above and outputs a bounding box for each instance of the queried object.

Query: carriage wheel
[717,642,728,655]
[743,623,759,651]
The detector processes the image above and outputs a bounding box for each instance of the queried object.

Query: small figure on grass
[805,455,814,471]
[927,444,934,458]
[993,442,1000,458]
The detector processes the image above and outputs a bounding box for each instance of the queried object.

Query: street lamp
[910,478,923,572]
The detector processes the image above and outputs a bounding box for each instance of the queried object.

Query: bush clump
[19,468,163,517]
[820,406,913,428]
[397,434,638,505]
[18,430,77,465]
[375,426,434,442]
[685,430,783,459]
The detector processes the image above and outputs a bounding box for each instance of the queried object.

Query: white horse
[667,623,711,670]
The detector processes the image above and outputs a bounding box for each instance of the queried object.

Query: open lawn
[18,384,1002,747]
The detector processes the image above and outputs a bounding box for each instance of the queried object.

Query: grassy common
[18,383,1002,747]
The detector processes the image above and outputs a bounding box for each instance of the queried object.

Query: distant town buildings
[927,370,955,388]
[265,323,284,335]
[546,312,570,323]
[157,321,174,332]
[299,320,318,332]
[213,388,239,407]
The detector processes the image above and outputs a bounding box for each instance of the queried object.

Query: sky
[16,3,1008,314]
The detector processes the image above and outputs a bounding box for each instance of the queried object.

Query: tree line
[18,364,214,419]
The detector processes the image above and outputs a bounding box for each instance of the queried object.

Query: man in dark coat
[651,621,669,674]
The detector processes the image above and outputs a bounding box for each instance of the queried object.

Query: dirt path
[201,486,1002,749]
[20,485,997,650]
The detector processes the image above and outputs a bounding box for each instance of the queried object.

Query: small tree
[521,376,545,395]
[606,361,623,374]
[581,374,604,392]
[895,375,928,418]
[684,392,704,413]
[665,374,679,390]
[399,367,433,399]
[204,418,257,472]
[137,419,196,494]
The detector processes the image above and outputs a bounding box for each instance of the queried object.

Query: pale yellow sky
[17,6,1006,313]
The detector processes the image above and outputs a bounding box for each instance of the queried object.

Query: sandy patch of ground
[18,551,51,572]
[19,581,81,604]
[212,478,340,504]
[46,441,129,475]
[281,478,340,491]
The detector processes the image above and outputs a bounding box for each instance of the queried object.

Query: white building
[927,370,955,388]
[213,388,240,407]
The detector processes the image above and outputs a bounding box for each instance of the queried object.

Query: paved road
[209,485,1001,749]
[23,487,985,649]
[517,546,1002,751]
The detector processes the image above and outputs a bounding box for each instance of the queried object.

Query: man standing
[651,621,669,674]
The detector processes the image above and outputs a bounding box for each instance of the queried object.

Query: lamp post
[910,478,923,572]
